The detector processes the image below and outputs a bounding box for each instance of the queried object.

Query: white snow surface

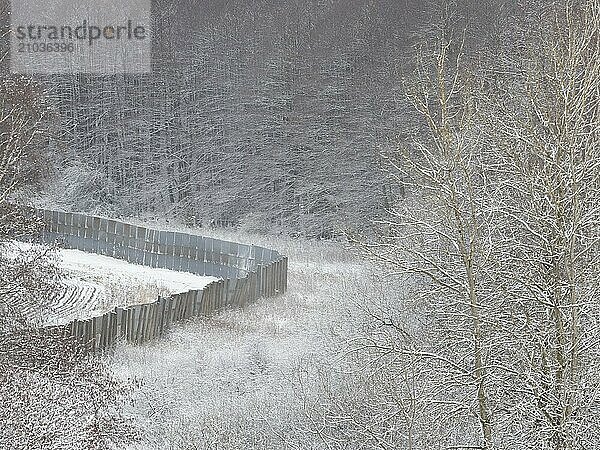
[8,242,218,325]
[57,247,217,294]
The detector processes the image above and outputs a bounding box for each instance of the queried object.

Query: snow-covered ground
[57,247,217,294]
[8,242,218,325]
[108,234,371,449]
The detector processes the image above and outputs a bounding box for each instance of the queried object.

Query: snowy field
[109,233,372,449]
[8,242,218,325]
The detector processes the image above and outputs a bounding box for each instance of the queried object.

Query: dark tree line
[35,0,515,237]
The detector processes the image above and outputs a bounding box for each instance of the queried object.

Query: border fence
[33,208,288,351]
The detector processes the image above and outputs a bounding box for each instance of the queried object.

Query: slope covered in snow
[7,242,218,325]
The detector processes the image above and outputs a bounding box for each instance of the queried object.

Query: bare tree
[483,1,600,447]
[345,2,599,449]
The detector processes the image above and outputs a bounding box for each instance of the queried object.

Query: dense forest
[9,0,517,236]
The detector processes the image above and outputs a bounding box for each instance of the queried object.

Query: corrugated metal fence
[35,209,288,351]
